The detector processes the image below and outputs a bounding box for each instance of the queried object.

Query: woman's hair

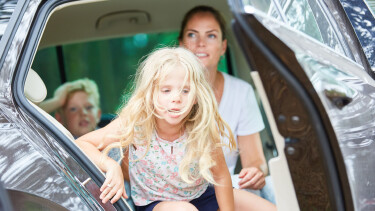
[114,47,235,184]
[178,5,227,41]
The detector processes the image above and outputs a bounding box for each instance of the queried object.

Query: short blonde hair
[56,78,100,108]
[114,47,235,184]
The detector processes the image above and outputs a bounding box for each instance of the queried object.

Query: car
[0,0,374,210]
[231,0,375,210]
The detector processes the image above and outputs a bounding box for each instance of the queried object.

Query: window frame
[12,0,129,209]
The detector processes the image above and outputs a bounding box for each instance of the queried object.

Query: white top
[129,132,208,206]
[219,72,265,174]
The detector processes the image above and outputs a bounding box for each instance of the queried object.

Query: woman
[178,5,275,203]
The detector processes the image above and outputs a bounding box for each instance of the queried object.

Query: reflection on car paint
[0,108,91,210]
[245,4,375,209]
[0,0,18,41]
[341,0,375,67]
[0,0,110,210]
[295,52,375,210]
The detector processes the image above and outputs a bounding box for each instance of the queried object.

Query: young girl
[38,78,102,138]
[75,47,275,211]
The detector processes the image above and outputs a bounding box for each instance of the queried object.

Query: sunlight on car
[0,0,18,41]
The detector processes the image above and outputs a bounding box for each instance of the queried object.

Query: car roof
[39,0,233,48]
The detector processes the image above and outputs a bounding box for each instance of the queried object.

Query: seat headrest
[24,68,47,103]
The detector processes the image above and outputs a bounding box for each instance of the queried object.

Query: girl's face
[179,12,227,72]
[56,91,101,138]
[155,65,194,128]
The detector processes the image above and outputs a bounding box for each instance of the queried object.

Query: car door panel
[231,8,354,210]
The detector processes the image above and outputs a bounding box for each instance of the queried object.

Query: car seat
[24,68,75,140]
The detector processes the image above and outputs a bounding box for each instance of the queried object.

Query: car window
[0,0,18,42]
[341,0,375,68]
[32,32,229,114]
[369,0,375,13]
[241,0,346,57]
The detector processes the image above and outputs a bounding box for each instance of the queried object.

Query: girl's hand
[99,159,128,204]
[238,167,265,190]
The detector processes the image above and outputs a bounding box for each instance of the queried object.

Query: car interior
[23,0,300,209]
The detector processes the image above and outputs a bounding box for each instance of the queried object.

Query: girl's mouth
[79,120,89,127]
[168,109,180,113]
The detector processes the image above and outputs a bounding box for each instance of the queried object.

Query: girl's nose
[80,108,89,115]
[172,93,181,103]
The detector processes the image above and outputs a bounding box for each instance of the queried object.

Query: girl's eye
[182,89,190,94]
[161,89,170,93]
[86,105,93,111]
[69,107,77,112]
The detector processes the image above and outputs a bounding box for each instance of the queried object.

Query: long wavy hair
[107,47,235,184]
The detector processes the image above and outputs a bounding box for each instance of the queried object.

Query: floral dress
[129,132,208,206]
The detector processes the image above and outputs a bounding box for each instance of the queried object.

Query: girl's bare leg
[233,189,276,211]
[153,201,198,211]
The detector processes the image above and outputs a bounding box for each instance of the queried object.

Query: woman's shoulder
[222,72,254,93]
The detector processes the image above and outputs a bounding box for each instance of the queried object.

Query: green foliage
[33,31,228,114]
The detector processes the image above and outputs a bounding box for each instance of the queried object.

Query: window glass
[341,0,375,67]
[284,0,323,43]
[241,0,345,55]
[32,47,60,99]
[32,31,229,114]
[0,0,18,42]
[368,0,375,14]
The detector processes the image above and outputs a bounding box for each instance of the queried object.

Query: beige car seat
[24,68,75,140]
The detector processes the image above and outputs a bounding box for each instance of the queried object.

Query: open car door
[230,0,375,210]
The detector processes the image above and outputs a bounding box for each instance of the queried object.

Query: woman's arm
[211,146,235,211]
[237,133,267,190]
[75,118,127,203]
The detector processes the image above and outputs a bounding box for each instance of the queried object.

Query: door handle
[324,89,352,109]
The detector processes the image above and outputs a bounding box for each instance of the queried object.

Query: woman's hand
[99,158,128,204]
[237,167,265,190]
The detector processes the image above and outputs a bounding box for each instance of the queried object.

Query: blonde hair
[57,78,100,109]
[111,47,235,184]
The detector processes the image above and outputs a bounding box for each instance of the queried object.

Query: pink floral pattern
[129,132,208,206]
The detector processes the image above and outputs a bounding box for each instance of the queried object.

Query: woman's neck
[207,69,224,104]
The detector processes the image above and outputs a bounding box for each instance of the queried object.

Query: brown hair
[178,5,227,41]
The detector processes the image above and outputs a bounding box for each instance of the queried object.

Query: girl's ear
[55,112,63,124]
[95,109,102,124]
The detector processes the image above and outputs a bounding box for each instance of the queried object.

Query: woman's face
[56,91,101,138]
[179,12,227,72]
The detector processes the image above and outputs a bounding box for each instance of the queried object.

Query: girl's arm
[75,118,127,204]
[211,146,235,211]
[37,82,71,113]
